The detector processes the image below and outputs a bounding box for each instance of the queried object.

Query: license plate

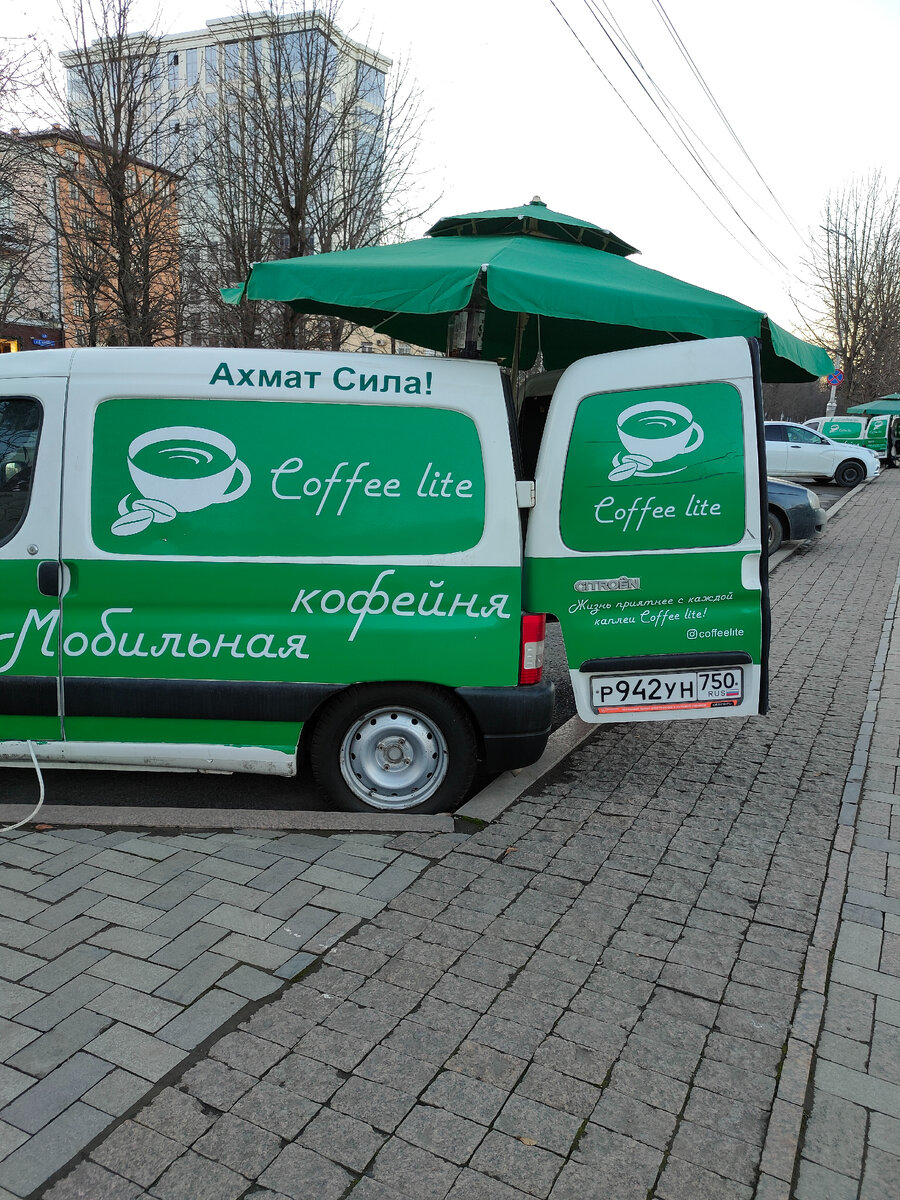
[590,667,744,714]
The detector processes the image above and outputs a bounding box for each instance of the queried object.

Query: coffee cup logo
[111,426,251,536]
[609,401,704,481]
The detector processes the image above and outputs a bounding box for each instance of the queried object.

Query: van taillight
[519,613,546,684]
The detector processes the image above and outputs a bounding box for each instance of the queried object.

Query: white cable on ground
[0,742,46,834]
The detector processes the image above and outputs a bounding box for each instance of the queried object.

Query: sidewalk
[0,471,898,1199]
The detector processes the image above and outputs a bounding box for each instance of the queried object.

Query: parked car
[767,478,827,552]
[764,422,880,487]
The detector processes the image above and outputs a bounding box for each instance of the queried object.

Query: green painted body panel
[91,399,486,558]
[560,382,746,552]
[822,416,888,456]
[525,552,762,665]
[66,715,301,751]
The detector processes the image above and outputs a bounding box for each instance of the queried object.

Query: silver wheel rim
[339,705,449,810]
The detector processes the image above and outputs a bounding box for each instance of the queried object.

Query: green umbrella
[848,394,900,414]
[223,199,831,382]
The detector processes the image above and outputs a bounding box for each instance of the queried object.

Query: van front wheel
[310,684,477,814]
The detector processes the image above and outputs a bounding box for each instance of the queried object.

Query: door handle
[37,561,61,597]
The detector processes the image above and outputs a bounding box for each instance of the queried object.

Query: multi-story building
[0,126,179,351]
[61,11,390,348]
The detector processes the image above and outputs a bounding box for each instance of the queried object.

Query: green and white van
[0,336,769,813]
[804,414,894,460]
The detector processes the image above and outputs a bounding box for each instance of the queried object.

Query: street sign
[827,369,844,386]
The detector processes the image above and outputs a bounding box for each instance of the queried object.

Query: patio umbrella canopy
[848,394,900,415]
[223,199,832,383]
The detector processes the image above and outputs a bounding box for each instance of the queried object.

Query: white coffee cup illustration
[616,401,704,463]
[126,426,251,513]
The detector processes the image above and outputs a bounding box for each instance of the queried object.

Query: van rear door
[524,338,768,724]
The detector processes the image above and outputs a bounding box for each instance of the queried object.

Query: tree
[53,0,188,346]
[799,173,900,407]
[186,0,430,349]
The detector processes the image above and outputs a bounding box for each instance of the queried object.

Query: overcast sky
[8,0,899,334]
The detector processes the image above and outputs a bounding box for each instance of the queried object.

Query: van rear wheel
[310,684,477,814]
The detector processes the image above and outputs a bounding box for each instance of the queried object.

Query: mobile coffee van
[0,337,768,813]
[804,414,894,460]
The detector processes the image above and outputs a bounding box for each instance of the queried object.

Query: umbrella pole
[511,312,530,397]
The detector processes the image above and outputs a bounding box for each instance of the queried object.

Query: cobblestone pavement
[0,472,898,1199]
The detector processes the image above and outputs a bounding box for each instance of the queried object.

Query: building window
[357,62,385,107]
[73,300,85,318]
[359,342,374,353]
[168,51,179,91]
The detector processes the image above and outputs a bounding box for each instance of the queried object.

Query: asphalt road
[0,476,858,816]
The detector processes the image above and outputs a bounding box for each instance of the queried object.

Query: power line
[649,0,806,243]
[548,0,794,280]
[575,0,790,272]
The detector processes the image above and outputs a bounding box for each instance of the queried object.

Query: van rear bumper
[455,680,555,773]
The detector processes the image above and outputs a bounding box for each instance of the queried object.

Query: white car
[764,422,880,488]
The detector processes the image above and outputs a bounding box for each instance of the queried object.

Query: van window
[560,381,746,552]
[91,399,486,557]
[0,398,41,546]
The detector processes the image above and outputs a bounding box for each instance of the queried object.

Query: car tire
[309,683,477,814]
[767,511,784,553]
[834,460,865,488]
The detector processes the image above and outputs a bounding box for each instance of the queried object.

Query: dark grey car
[767,477,827,552]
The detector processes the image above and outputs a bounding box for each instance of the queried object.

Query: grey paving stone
[90,1118,185,1187]
[860,1145,900,1200]
[141,872,208,911]
[144,896,220,938]
[655,1153,754,1200]
[86,849,160,877]
[815,1059,900,1118]
[515,1064,601,1118]
[153,952,236,1004]
[87,1023,188,1082]
[0,1065,32,1108]
[87,985,183,1033]
[397,1103,486,1165]
[494,1095,581,1156]
[795,1158,858,1200]
[370,1137,461,1200]
[266,1052,344,1103]
[256,880,322,919]
[41,1160,143,1200]
[149,1148,249,1200]
[0,1102,113,1197]
[470,1130,563,1199]
[231,1079,317,1139]
[590,1087,677,1150]
[30,890,106,932]
[308,888,385,918]
[26,916,106,960]
[0,948,44,981]
[258,1143,353,1199]
[157,989,246,1050]
[21,947,109,995]
[218,965,282,1001]
[448,1168,537,1199]
[0,979,44,1020]
[179,1059,254,1110]
[299,1106,386,1171]
[194,1112,282,1176]
[87,953,175,995]
[214,933,294,969]
[1,1051,112,1134]
[148,922,227,969]
[208,1030,289,1076]
[7,1010,113,1078]
[0,1019,38,1063]
[0,915,43,950]
[249,857,310,893]
[82,1068,150,1117]
[670,1118,759,1186]
[356,1045,440,1095]
[292,1025,373,1072]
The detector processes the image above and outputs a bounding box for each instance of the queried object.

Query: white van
[0,337,769,812]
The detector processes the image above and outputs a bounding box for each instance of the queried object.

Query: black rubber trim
[580,652,753,673]
[455,680,555,737]
[0,676,58,717]
[481,730,550,774]
[63,677,342,722]
[749,336,772,715]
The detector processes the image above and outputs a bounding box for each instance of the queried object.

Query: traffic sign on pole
[827,368,844,386]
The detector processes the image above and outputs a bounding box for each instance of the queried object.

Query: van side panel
[56,352,522,759]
